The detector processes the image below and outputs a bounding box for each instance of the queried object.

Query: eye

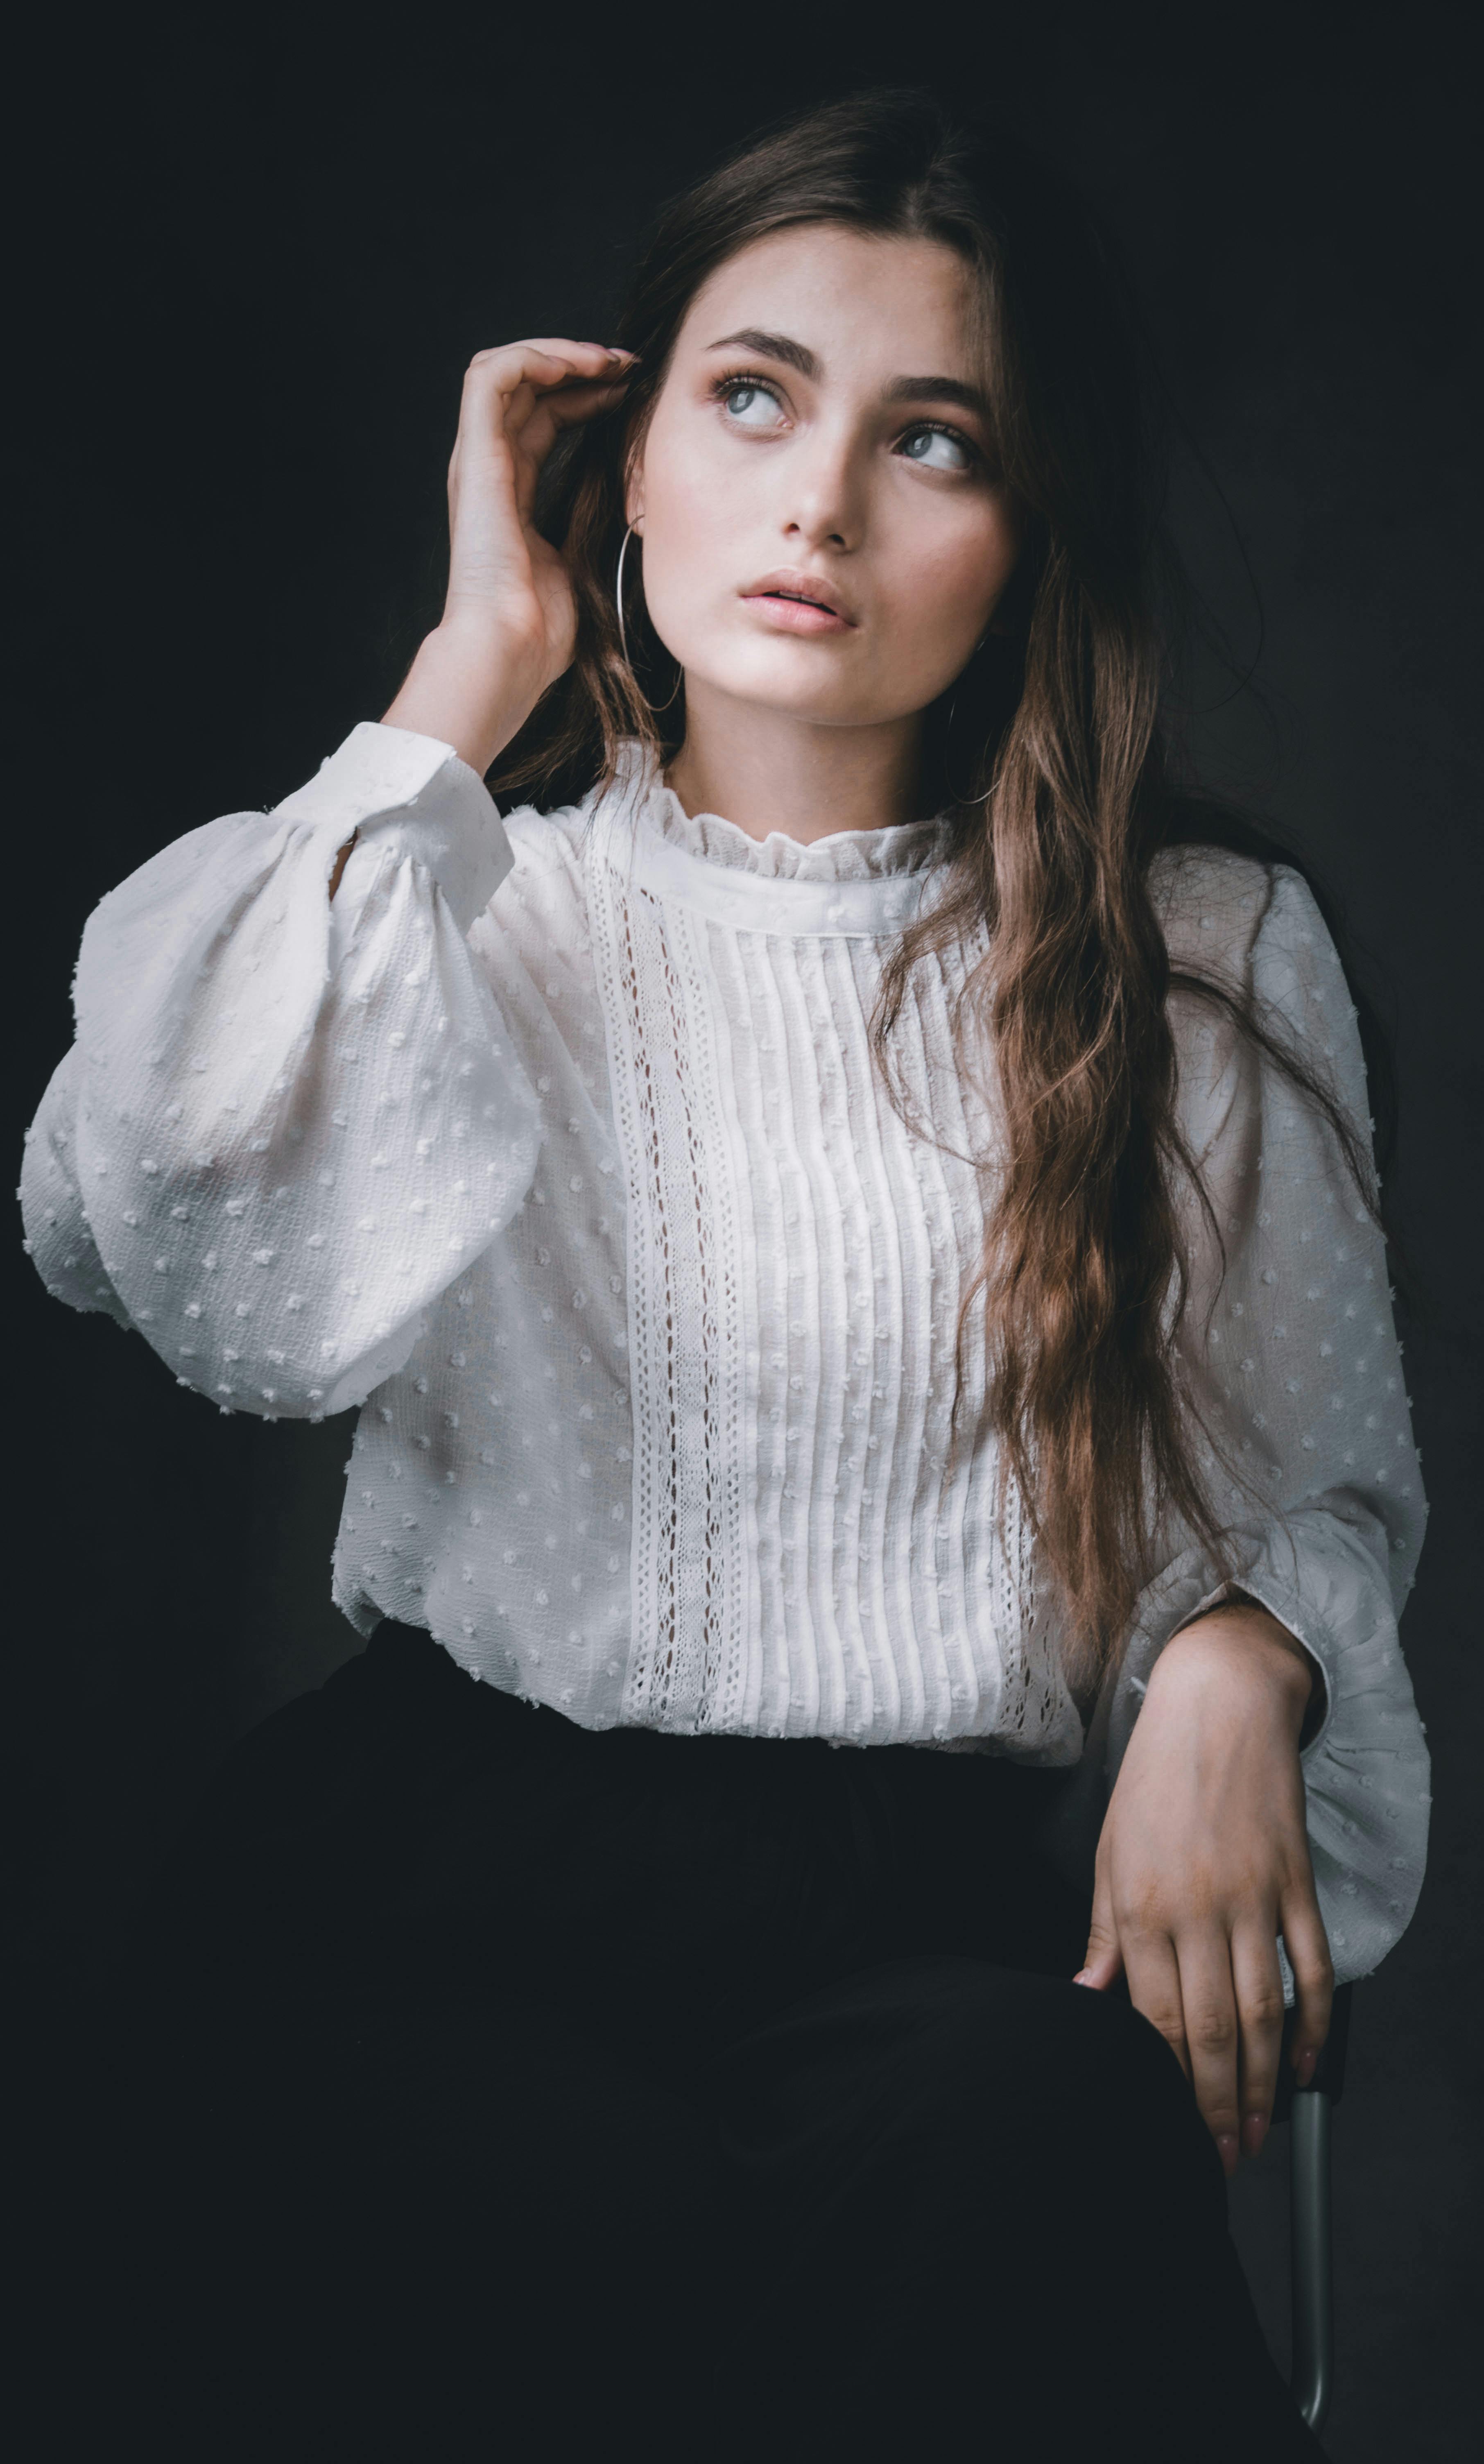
[899,424,974,472]
[713,374,786,430]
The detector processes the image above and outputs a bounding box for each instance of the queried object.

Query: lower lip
[742,593,853,635]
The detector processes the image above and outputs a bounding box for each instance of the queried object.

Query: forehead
[675,223,981,378]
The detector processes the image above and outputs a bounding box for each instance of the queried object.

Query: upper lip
[740,568,857,623]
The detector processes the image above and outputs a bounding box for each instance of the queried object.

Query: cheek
[636,418,737,609]
[887,511,1016,650]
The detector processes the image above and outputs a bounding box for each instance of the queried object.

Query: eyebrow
[704,328,991,422]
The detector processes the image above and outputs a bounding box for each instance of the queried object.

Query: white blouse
[20,721,1431,1989]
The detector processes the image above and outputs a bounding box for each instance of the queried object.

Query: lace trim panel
[585,800,749,1732]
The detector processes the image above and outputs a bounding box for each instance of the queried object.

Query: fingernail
[607,347,635,364]
[1241,2113,1269,2160]
[1072,1970,1094,1986]
[1295,2046,1319,2088]
[1216,2133,1239,2178]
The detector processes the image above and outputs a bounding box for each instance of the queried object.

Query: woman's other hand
[1076,1602,1334,2176]
[382,338,635,776]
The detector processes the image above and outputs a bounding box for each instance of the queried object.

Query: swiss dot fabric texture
[20,722,1431,1991]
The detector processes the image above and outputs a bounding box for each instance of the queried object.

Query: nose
[778,419,862,553]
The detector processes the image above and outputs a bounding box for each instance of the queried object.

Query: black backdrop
[6,7,1479,2456]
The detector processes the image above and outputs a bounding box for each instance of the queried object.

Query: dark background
[6,6,1479,2455]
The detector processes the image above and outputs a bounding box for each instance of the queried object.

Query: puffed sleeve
[18,722,543,1418]
[20,1042,137,1331]
[1102,853,1431,1995]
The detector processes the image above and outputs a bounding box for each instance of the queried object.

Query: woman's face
[629,223,1019,732]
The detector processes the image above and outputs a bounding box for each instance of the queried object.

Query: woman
[21,86,1427,2461]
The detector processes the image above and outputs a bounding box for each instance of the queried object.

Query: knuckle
[467,345,523,384]
[1113,1884,1167,1938]
[1126,1875,1166,1927]
[1188,2010,1237,2058]
[1239,1986,1286,2030]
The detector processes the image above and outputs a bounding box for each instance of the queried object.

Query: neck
[662,679,925,845]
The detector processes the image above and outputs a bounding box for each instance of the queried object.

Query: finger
[505,372,631,481]
[539,375,633,426]
[1120,1925,1190,2083]
[1171,1930,1241,2176]
[467,336,633,371]
[468,341,630,415]
[1231,1922,1287,2158]
[1075,1864,1124,1991]
[504,380,631,526]
[468,349,631,512]
[447,355,627,537]
[1280,1885,1334,2088]
[462,350,578,439]
[455,346,611,478]
[466,336,625,375]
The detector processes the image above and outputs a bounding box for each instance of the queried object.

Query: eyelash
[706,367,980,466]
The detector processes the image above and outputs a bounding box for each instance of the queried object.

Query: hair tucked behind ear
[489,86,1421,1687]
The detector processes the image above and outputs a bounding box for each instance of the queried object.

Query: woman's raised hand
[1076,1601,1334,2177]
[382,339,635,776]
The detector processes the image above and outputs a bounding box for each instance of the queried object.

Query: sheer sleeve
[1102,853,1431,1994]
[19,722,543,1418]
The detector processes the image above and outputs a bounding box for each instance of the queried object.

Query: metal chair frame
[1278,1980,1352,2435]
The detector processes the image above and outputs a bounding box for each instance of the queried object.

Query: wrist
[382,617,545,777]
[1154,1599,1317,1734]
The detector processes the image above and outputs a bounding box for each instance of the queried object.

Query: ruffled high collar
[608,738,951,885]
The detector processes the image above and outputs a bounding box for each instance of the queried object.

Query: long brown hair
[490,87,1418,1684]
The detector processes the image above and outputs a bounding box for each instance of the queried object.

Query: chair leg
[1289,2088,1333,2435]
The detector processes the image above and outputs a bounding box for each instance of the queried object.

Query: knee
[874,1955,1200,2150]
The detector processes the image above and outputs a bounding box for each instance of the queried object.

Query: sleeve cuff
[1108,1516,1430,1993]
[273,720,516,932]
[1164,1576,1336,1762]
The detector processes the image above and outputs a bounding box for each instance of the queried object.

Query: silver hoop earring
[614,523,636,666]
[613,522,684,716]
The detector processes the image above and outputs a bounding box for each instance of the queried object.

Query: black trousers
[24,1621,1321,2461]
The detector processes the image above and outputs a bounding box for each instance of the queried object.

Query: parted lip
[740,568,857,623]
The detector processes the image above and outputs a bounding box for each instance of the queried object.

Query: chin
[738,689,881,729]
[698,645,875,720]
